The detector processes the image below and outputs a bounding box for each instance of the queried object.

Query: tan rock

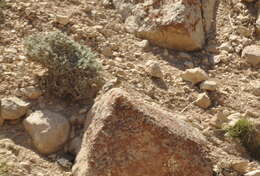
[200,80,217,91]
[73,88,212,176]
[242,45,260,66]
[245,170,260,176]
[1,97,30,120]
[23,110,70,154]
[195,93,211,109]
[115,0,214,51]
[56,15,70,25]
[181,67,209,84]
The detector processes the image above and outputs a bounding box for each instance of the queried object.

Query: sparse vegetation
[24,31,104,101]
[227,119,260,160]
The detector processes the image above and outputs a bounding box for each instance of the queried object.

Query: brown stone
[73,88,212,176]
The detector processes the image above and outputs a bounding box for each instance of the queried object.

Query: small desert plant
[24,31,104,101]
[227,118,260,159]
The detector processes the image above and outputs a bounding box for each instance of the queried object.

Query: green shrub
[24,31,104,101]
[227,118,260,159]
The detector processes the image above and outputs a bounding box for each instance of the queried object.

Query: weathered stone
[200,80,217,91]
[145,60,163,79]
[56,15,70,25]
[115,0,213,51]
[242,45,260,66]
[1,97,30,120]
[23,110,70,154]
[181,67,209,84]
[195,93,211,109]
[136,40,150,51]
[73,88,212,176]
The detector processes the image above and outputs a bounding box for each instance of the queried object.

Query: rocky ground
[0,0,260,175]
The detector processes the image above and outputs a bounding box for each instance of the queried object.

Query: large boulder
[114,0,216,51]
[73,88,212,176]
[23,110,70,154]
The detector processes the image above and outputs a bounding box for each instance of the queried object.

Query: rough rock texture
[23,110,70,154]
[195,93,211,109]
[181,67,209,85]
[200,80,217,91]
[242,45,260,66]
[73,88,212,176]
[1,97,29,120]
[114,0,216,51]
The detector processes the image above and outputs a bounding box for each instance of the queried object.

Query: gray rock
[23,110,70,154]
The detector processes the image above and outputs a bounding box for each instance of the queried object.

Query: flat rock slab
[73,88,212,176]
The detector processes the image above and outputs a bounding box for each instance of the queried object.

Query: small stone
[218,42,233,52]
[145,60,163,79]
[136,40,150,51]
[245,170,260,176]
[102,47,113,57]
[1,97,30,120]
[242,45,260,66]
[181,67,209,85]
[23,110,70,154]
[200,80,217,91]
[56,15,70,25]
[20,86,42,99]
[195,93,211,109]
